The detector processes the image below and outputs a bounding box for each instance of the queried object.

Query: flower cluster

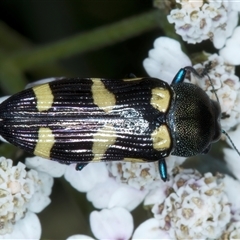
[150,170,231,239]
[191,54,240,131]
[165,0,239,48]
[132,170,240,239]
[63,164,240,239]
[0,157,53,238]
[0,159,34,235]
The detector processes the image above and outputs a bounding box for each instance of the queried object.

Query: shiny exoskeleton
[0,67,222,181]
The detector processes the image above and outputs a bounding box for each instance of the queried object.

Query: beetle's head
[168,83,221,157]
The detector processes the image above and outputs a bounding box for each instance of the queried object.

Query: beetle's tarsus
[158,159,168,182]
[76,163,88,171]
[125,73,137,78]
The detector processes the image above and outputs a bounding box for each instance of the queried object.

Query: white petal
[1,212,41,239]
[232,26,240,39]
[222,175,240,212]
[37,171,54,196]
[220,44,240,65]
[87,178,119,209]
[67,234,95,240]
[231,3,240,11]
[27,171,53,213]
[225,10,238,38]
[213,28,228,50]
[64,163,108,192]
[225,124,240,152]
[132,218,170,239]
[224,124,240,181]
[153,36,181,51]
[144,187,168,206]
[143,58,175,83]
[108,185,148,211]
[25,156,67,177]
[27,192,51,213]
[165,155,186,175]
[90,207,133,240]
[143,37,191,83]
[0,96,10,104]
[220,26,240,65]
[224,148,240,180]
[178,0,203,9]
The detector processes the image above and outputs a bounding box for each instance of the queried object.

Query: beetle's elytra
[0,67,221,181]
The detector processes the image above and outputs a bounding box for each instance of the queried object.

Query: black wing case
[0,77,173,164]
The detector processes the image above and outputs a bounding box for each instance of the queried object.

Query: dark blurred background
[0,1,163,238]
[0,0,162,82]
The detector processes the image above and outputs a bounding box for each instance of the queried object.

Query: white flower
[212,10,238,49]
[25,156,67,178]
[176,0,203,10]
[107,161,160,190]
[143,37,191,83]
[191,54,240,131]
[220,176,240,239]
[26,171,53,213]
[90,207,133,240]
[67,235,94,240]
[230,2,240,12]
[86,177,119,209]
[222,176,240,214]
[86,177,148,211]
[222,221,240,239]
[68,208,133,240]
[64,162,109,192]
[132,218,171,239]
[166,0,238,48]
[220,26,240,65]
[223,124,240,181]
[0,157,51,237]
[143,179,173,207]
[150,169,231,239]
[28,158,161,212]
[107,157,186,191]
[0,212,41,239]
[26,155,186,212]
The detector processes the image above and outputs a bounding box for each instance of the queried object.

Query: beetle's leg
[171,63,212,85]
[184,62,212,78]
[124,73,137,79]
[76,163,88,171]
[171,68,187,84]
[158,159,168,182]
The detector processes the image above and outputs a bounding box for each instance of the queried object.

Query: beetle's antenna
[199,61,212,77]
[201,62,220,103]
[184,62,219,103]
[222,129,240,156]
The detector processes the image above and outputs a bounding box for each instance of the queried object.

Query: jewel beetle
[0,66,222,181]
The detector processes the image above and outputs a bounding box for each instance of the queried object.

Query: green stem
[9,10,161,71]
[0,21,31,51]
